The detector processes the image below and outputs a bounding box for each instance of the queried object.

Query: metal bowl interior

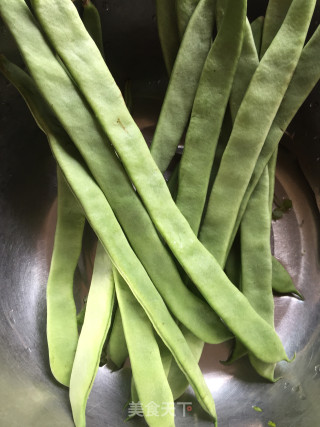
[0,1,319,426]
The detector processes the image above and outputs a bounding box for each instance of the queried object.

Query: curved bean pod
[176,0,246,233]
[217,11,301,299]
[151,0,216,172]
[200,0,316,267]
[223,15,300,299]
[31,0,289,364]
[229,18,259,121]
[0,55,217,421]
[230,23,320,252]
[261,0,298,302]
[47,169,85,387]
[70,241,115,427]
[114,269,175,427]
[223,168,276,378]
[2,0,228,345]
[241,167,276,381]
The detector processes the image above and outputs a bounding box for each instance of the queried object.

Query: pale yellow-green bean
[70,241,115,427]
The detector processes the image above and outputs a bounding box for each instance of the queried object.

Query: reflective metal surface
[0,1,319,426]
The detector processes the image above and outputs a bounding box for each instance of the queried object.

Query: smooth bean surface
[176,0,246,233]
[241,167,276,381]
[200,0,316,267]
[230,23,320,251]
[47,169,85,386]
[106,307,128,370]
[151,0,216,172]
[260,0,294,58]
[115,269,175,427]
[70,241,115,427]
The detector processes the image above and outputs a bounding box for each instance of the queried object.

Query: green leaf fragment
[272,208,283,220]
[272,198,293,220]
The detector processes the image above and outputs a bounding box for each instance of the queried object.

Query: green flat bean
[218,1,303,366]
[223,13,300,299]
[218,12,301,299]
[135,334,175,405]
[230,23,320,252]
[176,0,246,233]
[251,16,264,54]
[47,169,85,386]
[241,167,276,381]
[70,241,115,427]
[223,168,277,378]
[82,0,104,56]
[200,0,316,268]
[2,0,228,345]
[106,307,128,370]
[176,0,200,37]
[229,18,259,121]
[261,0,294,58]
[261,0,301,300]
[151,0,215,173]
[259,0,292,215]
[31,0,289,364]
[165,37,239,393]
[114,269,174,427]
[155,0,180,74]
[0,54,217,421]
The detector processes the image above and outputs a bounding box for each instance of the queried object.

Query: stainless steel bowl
[0,1,319,426]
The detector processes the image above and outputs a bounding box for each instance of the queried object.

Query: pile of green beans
[0,0,319,426]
